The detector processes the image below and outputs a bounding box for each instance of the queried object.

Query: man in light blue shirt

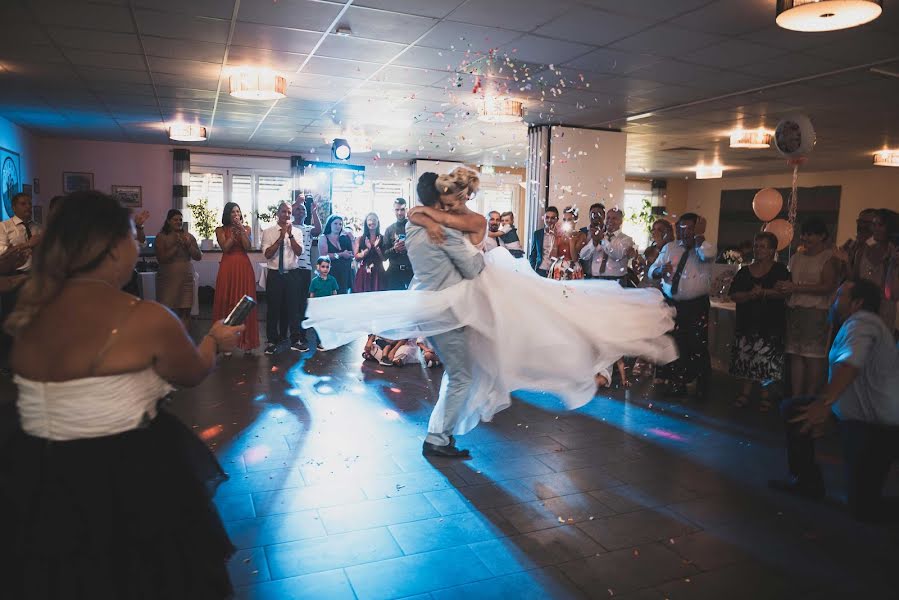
[771,278,899,521]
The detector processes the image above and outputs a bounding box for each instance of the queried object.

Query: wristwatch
[288,234,294,239]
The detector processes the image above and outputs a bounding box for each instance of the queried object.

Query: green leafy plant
[255,203,282,224]
[625,197,654,236]
[186,197,217,240]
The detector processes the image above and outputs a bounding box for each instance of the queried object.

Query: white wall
[685,167,899,246]
[0,116,38,220]
[546,126,627,223]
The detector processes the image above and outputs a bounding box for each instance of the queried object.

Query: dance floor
[3,317,898,599]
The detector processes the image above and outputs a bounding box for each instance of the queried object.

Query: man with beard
[383,198,414,290]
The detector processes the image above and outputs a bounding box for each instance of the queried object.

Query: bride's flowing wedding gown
[305,245,678,435]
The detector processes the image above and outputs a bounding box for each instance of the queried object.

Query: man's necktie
[670,247,691,296]
[278,238,286,274]
[22,221,32,241]
[599,232,613,274]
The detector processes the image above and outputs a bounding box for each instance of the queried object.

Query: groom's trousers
[425,327,472,446]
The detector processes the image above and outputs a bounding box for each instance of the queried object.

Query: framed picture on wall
[22,183,32,196]
[111,184,142,208]
[63,171,94,193]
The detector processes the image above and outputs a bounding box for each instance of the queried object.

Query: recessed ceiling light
[695,163,723,179]
[229,69,287,100]
[873,149,899,167]
[626,112,654,122]
[169,123,207,142]
[776,0,882,32]
[478,97,523,123]
[730,129,773,149]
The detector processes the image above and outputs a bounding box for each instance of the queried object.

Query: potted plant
[187,198,217,250]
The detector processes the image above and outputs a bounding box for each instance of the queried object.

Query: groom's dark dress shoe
[422,441,471,458]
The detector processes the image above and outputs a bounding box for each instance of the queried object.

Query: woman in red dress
[212,202,260,354]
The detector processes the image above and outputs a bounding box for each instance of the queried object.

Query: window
[187,172,225,237]
[330,172,411,235]
[622,183,652,250]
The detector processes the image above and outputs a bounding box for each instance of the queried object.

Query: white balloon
[774,114,816,158]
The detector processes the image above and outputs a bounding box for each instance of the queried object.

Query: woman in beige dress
[155,209,201,329]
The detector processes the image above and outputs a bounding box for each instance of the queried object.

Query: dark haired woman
[156,208,202,330]
[775,218,840,396]
[729,232,790,410]
[318,214,354,294]
[1,191,244,598]
[212,202,259,353]
[352,212,385,292]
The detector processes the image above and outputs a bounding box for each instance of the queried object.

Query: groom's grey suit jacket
[405,224,484,291]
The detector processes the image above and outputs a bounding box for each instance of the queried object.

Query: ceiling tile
[370,65,445,86]
[496,35,592,66]
[226,46,306,72]
[134,10,230,43]
[610,24,725,56]
[391,46,469,71]
[231,23,322,54]
[669,0,772,36]
[142,36,225,63]
[739,26,827,52]
[301,56,381,79]
[534,7,655,46]
[76,65,152,84]
[47,28,141,53]
[237,0,343,31]
[353,0,466,19]
[317,35,406,63]
[802,31,899,66]
[679,39,785,70]
[736,52,842,80]
[63,49,146,71]
[152,72,220,90]
[446,0,577,32]
[31,1,134,32]
[132,0,236,19]
[416,22,519,53]
[565,48,661,75]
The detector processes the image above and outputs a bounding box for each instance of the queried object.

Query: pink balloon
[752,188,783,222]
[765,218,794,251]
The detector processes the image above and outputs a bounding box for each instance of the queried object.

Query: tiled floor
[3,316,899,599]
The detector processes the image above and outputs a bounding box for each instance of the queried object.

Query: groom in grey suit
[407,172,485,458]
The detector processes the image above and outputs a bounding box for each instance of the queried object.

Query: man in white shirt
[649,212,716,398]
[580,207,633,283]
[771,279,899,522]
[0,193,42,272]
[529,206,559,277]
[262,202,304,355]
[289,196,322,352]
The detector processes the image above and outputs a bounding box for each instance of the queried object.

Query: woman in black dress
[317,214,354,294]
[728,231,790,410]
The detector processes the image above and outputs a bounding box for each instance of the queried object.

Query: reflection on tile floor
[6,318,895,599]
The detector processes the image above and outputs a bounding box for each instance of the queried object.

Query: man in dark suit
[383,197,414,290]
[529,206,559,277]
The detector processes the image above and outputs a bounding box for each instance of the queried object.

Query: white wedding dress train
[304,247,678,435]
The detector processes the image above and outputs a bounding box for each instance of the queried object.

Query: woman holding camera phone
[1,191,246,598]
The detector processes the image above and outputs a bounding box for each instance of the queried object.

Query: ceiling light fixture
[478,97,523,123]
[775,0,882,32]
[695,163,723,179]
[168,123,207,142]
[729,129,773,149]
[229,69,287,100]
[873,149,899,167]
[332,138,351,161]
[626,112,654,122]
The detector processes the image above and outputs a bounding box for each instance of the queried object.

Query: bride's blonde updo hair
[435,167,480,201]
[5,191,133,335]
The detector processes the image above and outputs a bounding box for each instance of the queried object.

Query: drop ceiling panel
[148,57,221,78]
[226,46,306,71]
[236,0,343,31]
[803,31,899,65]
[134,10,230,43]
[352,0,465,19]
[391,46,468,71]
[317,35,407,63]
[301,56,381,79]
[47,28,141,54]
[31,1,134,32]
[534,8,655,46]
[231,22,321,54]
[735,52,843,80]
[495,35,592,66]
[75,66,152,84]
[417,22,520,53]
[679,39,786,70]
[152,72,220,90]
[63,49,147,71]
[669,0,772,36]
[132,0,236,20]
[142,36,225,63]
[610,24,725,56]
[446,0,576,32]
[341,6,439,44]
[565,48,662,75]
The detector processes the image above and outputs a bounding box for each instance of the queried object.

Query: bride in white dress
[305,168,678,434]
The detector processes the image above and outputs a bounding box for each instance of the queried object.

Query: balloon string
[788,163,799,226]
